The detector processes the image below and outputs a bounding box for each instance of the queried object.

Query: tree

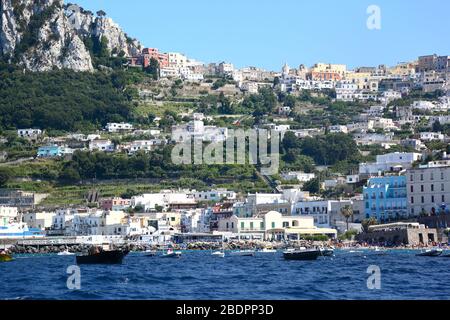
[97,10,107,17]
[362,217,377,233]
[0,169,11,187]
[432,120,443,133]
[145,58,160,80]
[303,178,320,194]
[340,205,354,232]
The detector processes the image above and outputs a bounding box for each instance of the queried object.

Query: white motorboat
[230,250,256,257]
[259,248,277,253]
[57,250,74,256]
[416,248,443,257]
[162,249,182,258]
[211,251,225,258]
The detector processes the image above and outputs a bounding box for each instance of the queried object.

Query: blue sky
[74,0,450,71]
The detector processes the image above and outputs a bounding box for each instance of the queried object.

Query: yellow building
[310,63,347,77]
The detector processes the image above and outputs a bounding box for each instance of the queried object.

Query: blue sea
[0,250,449,300]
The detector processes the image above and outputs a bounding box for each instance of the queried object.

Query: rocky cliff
[0,0,142,71]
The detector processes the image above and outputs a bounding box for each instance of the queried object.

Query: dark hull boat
[283,249,321,261]
[76,250,129,265]
[416,249,443,257]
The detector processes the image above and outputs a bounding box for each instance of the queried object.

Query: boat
[211,251,225,258]
[416,248,443,257]
[319,247,334,257]
[144,250,157,257]
[161,248,182,258]
[259,248,277,253]
[76,246,129,264]
[230,250,256,257]
[0,253,13,263]
[283,248,321,261]
[0,222,45,239]
[57,250,75,256]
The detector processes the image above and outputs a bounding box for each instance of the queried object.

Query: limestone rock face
[0,0,142,72]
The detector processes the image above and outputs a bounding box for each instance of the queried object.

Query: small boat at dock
[416,248,443,257]
[283,248,321,261]
[144,250,157,257]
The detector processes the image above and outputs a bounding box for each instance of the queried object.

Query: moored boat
[230,250,256,257]
[416,248,443,257]
[76,246,129,265]
[162,249,182,258]
[283,248,321,261]
[319,247,334,257]
[0,253,13,262]
[211,251,225,258]
[259,248,277,253]
[57,250,75,256]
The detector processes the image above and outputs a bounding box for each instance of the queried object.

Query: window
[443,195,446,202]
[430,173,434,180]
[271,222,276,229]
[431,196,435,203]
[442,184,445,192]
[421,185,424,192]
[420,174,424,181]
[431,185,434,192]
[410,175,414,182]
[241,222,245,229]
[411,197,414,204]
[250,222,254,230]
[441,172,445,180]
[260,222,264,229]
[421,196,425,204]
[283,222,289,228]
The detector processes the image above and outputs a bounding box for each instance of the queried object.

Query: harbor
[1,248,450,300]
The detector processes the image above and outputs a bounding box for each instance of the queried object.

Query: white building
[407,163,450,217]
[193,189,236,202]
[132,191,197,212]
[89,139,115,152]
[359,152,422,175]
[218,211,337,241]
[0,206,18,226]
[17,129,42,139]
[420,132,445,142]
[106,123,134,133]
[281,172,316,183]
[23,211,55,230]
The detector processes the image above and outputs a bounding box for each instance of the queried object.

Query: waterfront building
[363,175,408,222]
[0,189,47,209]
[23,211,55,230]
[218,211,337,241]
[358,222,438,246]
[407,162,450,217]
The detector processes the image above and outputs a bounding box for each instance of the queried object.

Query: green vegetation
[0,64,135,132]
